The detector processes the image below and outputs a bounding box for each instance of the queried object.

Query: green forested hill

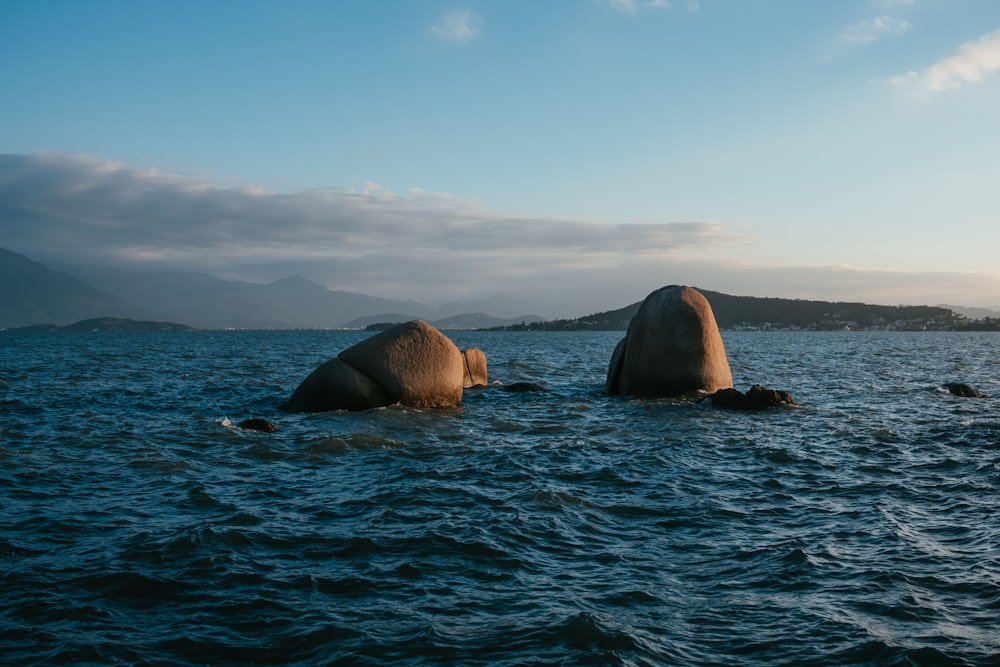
[498,288,970,331]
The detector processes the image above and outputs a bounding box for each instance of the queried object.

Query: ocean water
[2,329,999,666]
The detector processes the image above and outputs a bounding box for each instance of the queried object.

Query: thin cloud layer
[838,16,912,45]
[891,26,1000,93]
[0,152,740,305]
[607,0,640,14]
[605,0,691,14]
[429,9,483,44]
[3,153,997,314]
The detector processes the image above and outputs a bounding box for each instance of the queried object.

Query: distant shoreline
[6,317,194,333]
[6,318,1000,333]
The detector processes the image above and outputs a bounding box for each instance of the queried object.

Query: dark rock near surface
[501,382,546,393]
[237,418,279,432]
[703,384,797,411]
[943,382,986,398]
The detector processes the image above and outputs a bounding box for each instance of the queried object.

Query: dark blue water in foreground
[2,330,999,666]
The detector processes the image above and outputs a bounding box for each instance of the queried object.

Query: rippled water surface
[2,330,999,665]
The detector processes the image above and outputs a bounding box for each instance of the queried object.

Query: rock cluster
[270,286,997,424]
[702,385,797,411]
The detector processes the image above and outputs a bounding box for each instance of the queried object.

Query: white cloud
[5,152,998,312]
[607,0,637,14]
[605,0,692,14]
[839,15,912,45]
[891,27,1000,93]
[430,9,483,44]
[0,152,744,309]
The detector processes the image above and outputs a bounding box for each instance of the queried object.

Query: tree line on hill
[491,289,1000,332]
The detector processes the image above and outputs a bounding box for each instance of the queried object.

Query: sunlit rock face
[287,320,464,412]
[461,348,488,388]
[607,285,733,397]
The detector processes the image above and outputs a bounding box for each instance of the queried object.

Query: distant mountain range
[0,248,544,329]
[4,247,999,331]
[1,248,149,327]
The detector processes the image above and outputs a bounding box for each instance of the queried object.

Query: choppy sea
[2,329,999,666]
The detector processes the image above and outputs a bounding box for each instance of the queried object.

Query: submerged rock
[501,382,546,393]
[607,285,732,397]
[703,384,797,411]
[943,382,986,398]
[237,418,279,432]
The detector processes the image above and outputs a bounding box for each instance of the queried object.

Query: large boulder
[461,348,489,388]
[287,320,464,412]
[607,285,733,397]
[286,358,391,412]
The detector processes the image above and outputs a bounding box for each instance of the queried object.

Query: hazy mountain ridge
[0,248,153,327]
[1,248,545,329]
[937,304,1000,320]
[431,294,540,320]
[4,247,995,331]
[344,312,547,331]
[64,265,437,329]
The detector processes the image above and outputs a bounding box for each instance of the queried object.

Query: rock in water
[339,320,464,408]
[607,285,733,397]
[286,358,391,412]
[704,384,796,411]
[746,384,796,407]
[461,348,488,388]
[501,382,545,393]
[236,418,279,432]
[943,382,985,398]
[287,321,464,412]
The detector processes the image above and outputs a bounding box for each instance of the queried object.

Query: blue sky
[2,0,1000,315]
